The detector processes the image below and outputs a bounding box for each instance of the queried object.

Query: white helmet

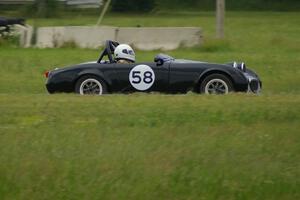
[114,44,135,63]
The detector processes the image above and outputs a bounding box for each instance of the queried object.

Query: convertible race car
[45,40,261,95]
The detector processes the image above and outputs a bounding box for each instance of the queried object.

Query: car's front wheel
[200,74,233,94]
[75,75,107,95]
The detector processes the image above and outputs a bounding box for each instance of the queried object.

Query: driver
[114,44,135,64]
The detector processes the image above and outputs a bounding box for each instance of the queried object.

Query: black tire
[75,75,108,95]
[200,74,234,94]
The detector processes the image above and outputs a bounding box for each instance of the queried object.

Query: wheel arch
[194,69,235,93]
[73,72,111,93]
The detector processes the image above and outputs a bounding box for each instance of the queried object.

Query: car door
[113,62,170,93]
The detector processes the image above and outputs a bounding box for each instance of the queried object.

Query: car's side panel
[168,62,250,93]
[106,63,132,92]
[197,66,249,92]
[46,63,119,93]
[76,63,120,92]
[168,63,207,93]
[112,62,170,93]
[149,62,170,92]
[46,69,79,93]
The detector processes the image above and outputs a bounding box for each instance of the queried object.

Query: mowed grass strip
[0,94,299,200]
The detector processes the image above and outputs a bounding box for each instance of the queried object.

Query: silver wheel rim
[79,79,103,95]
[205,79,229,94]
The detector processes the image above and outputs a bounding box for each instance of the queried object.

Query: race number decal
[129,65,155,91]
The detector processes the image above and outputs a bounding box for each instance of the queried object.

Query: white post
[216,0,225,38]
[97,0,112,26]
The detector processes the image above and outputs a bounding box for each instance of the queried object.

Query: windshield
[154,54,175,63]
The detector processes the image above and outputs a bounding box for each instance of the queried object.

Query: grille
[250,80,260,93]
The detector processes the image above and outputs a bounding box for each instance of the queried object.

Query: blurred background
[1,0,299,93]
[1,0,300,17]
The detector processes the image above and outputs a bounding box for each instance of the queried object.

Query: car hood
[172,59,207,64]
[80,61,97,64]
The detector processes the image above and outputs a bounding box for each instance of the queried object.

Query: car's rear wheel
[75,75,107,95]
[200,74,233,94]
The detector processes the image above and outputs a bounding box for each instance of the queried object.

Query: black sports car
[45,40,261,95]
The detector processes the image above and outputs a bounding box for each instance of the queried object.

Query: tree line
[2,0,299,18]
[111,0,300,12]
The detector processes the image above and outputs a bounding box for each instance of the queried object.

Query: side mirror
[155,58,164,66]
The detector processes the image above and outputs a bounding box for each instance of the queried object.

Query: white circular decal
[129,65,155,91]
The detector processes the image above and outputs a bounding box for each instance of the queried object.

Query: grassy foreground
[0,11,300,199]
[1,94,299,199]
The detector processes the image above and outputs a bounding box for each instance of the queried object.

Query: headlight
[233,62,247,72]
[240,62,247,72]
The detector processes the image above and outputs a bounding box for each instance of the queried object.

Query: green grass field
[0,11,300,199]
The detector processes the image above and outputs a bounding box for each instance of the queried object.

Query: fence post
[216,0,225,38]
